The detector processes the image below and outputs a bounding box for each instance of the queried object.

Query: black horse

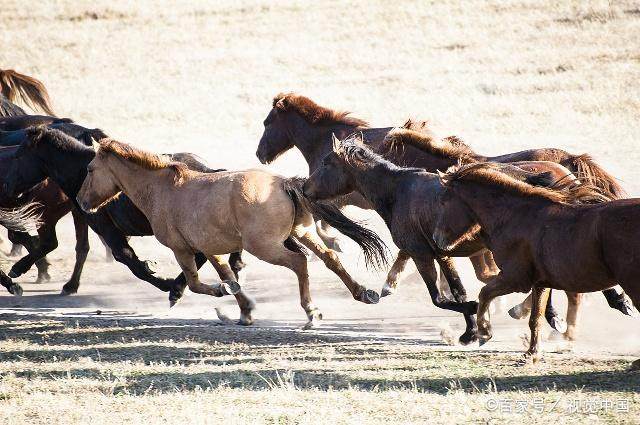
[4,127,250,321]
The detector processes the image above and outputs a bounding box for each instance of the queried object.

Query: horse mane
[0,69,55,116]
[25,125,106,150]
[443,162,608,205]
[383,126,477,162]
[272,93,369,127]
[97,139,188,183]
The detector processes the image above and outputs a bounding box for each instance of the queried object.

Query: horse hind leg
[245,238,320,329]
[436,257,478,345]
[209,255,255,325]
[525,287,551,364]
[315,220,343,252]
[297,230,378,304]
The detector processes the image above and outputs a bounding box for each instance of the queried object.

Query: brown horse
[302,134,590,344]
[431,162,640,365]
[256,94,630,320]
[76,138,385,328]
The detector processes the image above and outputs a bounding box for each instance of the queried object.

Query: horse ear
[91,138,101,152]
[275,97,287,111]
[331,134,342,153]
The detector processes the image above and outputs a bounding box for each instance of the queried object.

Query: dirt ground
[1,1,639,423]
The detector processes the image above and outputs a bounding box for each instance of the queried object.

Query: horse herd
[0,69,638,367]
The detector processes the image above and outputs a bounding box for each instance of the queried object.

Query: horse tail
[0,202,42,232]
[0,69,55,116]
[563,154,626,200]
[282,177,390,270]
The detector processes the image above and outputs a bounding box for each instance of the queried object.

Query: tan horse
[77,139,386,328]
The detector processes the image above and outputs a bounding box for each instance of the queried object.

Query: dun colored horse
[76,138,385,328]
[431,162,639,366]
[5,127,246,312]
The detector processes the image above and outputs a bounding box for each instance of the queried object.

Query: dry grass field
[1,0,640,423]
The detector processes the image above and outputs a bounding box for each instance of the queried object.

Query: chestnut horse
[431,162,639,366]
[302,134,588,344]
[76,138,386,328]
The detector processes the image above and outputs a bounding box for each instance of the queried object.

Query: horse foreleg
[381,250,411,297]
[298,231,379,304]
[543,290,567,333]
[172,250,239,298]
[9,226,58,283]
[98,235,114,263]
[209,255,255,325]
[0,269,22,296]
[60,209,90,296]
[7,230,49,281]
[525,287,551,364]
[602,287,635,316]
[477,273,520,345]
[228,251,246,281]
[436,257,478,345]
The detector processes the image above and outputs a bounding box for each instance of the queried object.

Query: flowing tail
[283,177,390,270]
[0,69,55,116]
[563,154,626,200]
[0,203,42,232]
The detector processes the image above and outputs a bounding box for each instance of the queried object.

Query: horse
[431,162,640,366]
[256,93,631,333]
[4,127,249,319]
[0,202,43,296]
[302,134,607,344]
[75,137,385,328]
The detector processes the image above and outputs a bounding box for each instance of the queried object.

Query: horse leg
[563,292,581,341]
[7,230,50,282]
[60,209,90,296]
[0,269,22,296]
[315,220,343,252]
[525,287,551,364]
[381,250,411,297]
[8,225,58,283]
[172,250,239,297]
[8,242,23,257]
[98,235,114,263]
[543,290,567,333]
[209,255,255,325]
[297,231,379,304]
[602,287,635,316]
[246,239,319,329]
[228,251,246,281]
[477,274,520,345]
[436,257,478,345]
[469,252,505,314]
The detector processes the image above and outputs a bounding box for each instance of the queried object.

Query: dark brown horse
[257,93,631,329]
[302,135,588,344]
[431,162,639,366]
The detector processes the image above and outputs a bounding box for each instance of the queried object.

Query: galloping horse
[431,162,640,367]
[302,134,589,344]
[74,138,385,328]
[4,127,247,311]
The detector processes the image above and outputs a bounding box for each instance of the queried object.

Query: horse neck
[347,162,404,218]
[104,157,169,215]
[38,144,94,197]
[453,183,548,239]
[289,117,361,172]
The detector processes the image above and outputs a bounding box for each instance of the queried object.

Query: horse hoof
[35,273,51,284]
[617,297,637,317]
[143,260,157,275]
[8,284,23,296]
[549,317,567,334]
[222,280,241,296]
[630,359,640,371]
[359,289,380,304]
[380,282,396,298]
[458,331,478,346]
[478,335,492,346]
[60,288,77,296]
[302,320,317,330]
[508,305,527,320]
